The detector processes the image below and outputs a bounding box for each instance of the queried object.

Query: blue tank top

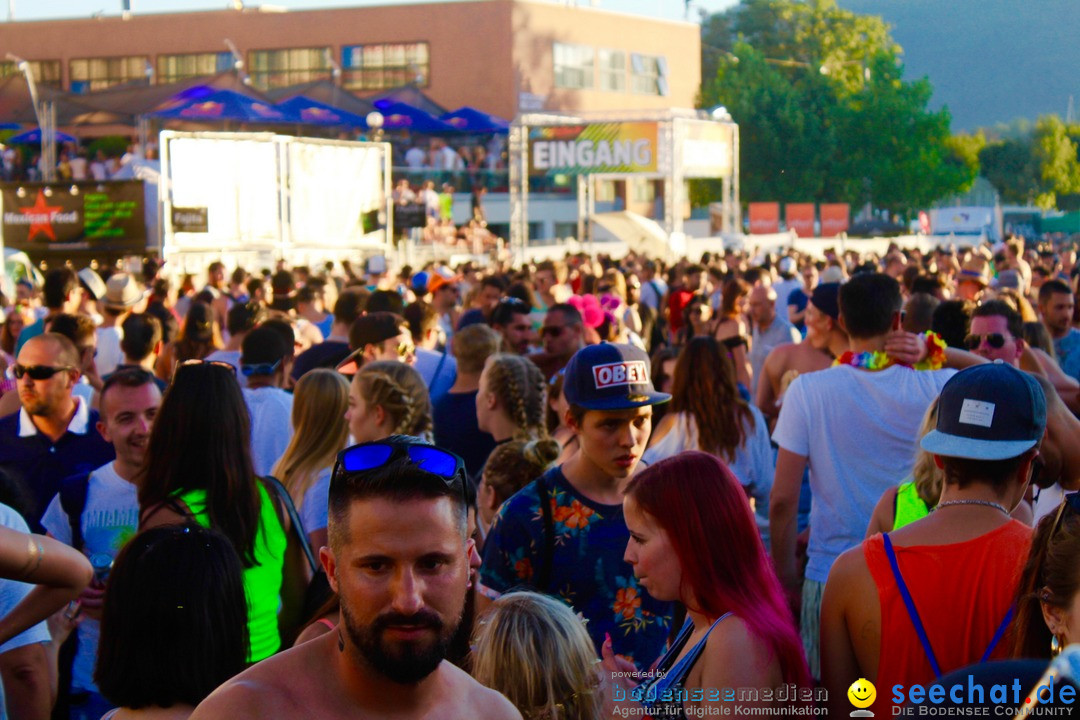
[635,613,732,718]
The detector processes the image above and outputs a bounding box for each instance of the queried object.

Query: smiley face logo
[848,678,876,709]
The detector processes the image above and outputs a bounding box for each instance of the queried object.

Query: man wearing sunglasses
[966,300,1026,365]
[190,438,519,720]
[821,363,1046,715]
[0,334,114,529]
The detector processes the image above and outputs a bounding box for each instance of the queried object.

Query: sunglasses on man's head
[963,333,1008,350]
[241,359,282,377]
[331,439,467,502]
[13,364,74,380]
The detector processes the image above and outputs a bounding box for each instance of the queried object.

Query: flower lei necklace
[834,332,947,372]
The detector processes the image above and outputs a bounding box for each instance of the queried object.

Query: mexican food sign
[529,122,658,175]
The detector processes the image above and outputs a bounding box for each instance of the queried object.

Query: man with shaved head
[0,333,114,528]
[748,284,801,398]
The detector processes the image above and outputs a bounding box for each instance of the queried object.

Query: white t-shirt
[96,325,124,378]
[0,502,51,661]
[41,462,138,693]
[772,364,955,583]
[243,387,294,477]
[773,278,803,318]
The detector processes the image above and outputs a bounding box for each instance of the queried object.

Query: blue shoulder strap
[882,533,1014,677]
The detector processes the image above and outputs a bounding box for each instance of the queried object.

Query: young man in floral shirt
[477,343,673,667]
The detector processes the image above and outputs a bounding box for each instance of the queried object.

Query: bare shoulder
[191,640,325,720]
[823,542,874,612]
[827,543,870,586]
[866,486,897,538]
[443,662,523,719]
[699,614,778,685]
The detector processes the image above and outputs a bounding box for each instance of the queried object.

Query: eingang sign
[529,122,658,175]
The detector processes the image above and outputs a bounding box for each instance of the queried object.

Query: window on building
[0,60,62,87]
[157,52,234,84]
[69,56,148,92]
[597,49,625,92]
[341,43,429,91]
[630,53,668,95]
[247,47,331,90]
[553,43,594,90]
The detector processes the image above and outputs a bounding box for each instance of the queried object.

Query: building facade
[0,0,701,120]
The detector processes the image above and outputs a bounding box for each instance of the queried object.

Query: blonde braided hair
[484,354,549,442]
[356,360,432,437]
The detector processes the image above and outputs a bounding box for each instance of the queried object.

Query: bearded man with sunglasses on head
[191,437,519,720]
[0,333,113,529]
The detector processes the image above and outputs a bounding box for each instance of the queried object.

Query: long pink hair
[626,451,810,686]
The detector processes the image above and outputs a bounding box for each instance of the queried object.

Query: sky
[9,0,738,24]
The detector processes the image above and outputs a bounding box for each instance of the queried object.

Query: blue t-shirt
[478,466,672,667]
[787,287,809,336]
[1053,328,1080,382]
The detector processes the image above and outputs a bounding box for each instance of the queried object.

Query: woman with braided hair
[346,360,433,443]
[476,354,550,449]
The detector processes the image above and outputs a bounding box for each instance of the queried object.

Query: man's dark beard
[341,604,460,684]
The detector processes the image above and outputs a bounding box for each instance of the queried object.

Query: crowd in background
[0,234,1077,718]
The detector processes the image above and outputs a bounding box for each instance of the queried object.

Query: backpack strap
[882,532,943,678]
[261,475,319,576]
[58,473,90,552]
[535,475,556,594]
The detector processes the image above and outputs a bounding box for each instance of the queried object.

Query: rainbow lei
[834,332,947,372]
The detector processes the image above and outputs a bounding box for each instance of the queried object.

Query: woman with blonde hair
[347,360,433,443]
[476,353,549,445]
[472,591,603,720]
[478,439,561,542]
[271,368,350,549]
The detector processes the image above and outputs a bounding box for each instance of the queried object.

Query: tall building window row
[341,43,429,90]
[247,47,331,90]
[553,43,594,90]
[157,52,234,84]
[631,53,667,96]
[70,56,149,92]
[0,60,62,87]
[554,45,665,95]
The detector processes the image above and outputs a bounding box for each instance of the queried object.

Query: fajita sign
[2,181,146,254]
[529,122,658,175]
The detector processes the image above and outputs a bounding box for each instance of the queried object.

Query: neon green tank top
[893,479,931,531]
[176,482,287,662]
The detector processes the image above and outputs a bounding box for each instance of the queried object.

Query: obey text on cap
[592,361,648,390]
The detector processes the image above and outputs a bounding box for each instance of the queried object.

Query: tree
[699,0,972,214]
[979,115,1080,209]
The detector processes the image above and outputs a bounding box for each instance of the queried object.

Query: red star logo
[19,190,62,241]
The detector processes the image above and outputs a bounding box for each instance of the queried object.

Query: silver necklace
[934,499,1010,517]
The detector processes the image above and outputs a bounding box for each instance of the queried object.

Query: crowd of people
[0,236,1077,718]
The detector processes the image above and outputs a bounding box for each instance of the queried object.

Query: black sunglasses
[331,438,467,502]
[13,364,75,380]
[963,333,1008,350]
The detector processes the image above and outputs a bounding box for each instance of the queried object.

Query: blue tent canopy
[275,95,370,128]
[151,88,290,123]
[440,106,510,133]
[373,100,454,133]
[7,128,78,144]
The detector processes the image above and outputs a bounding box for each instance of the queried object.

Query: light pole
[365,111,384,142]
[6,52,55,182]
[224,39,249,85]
